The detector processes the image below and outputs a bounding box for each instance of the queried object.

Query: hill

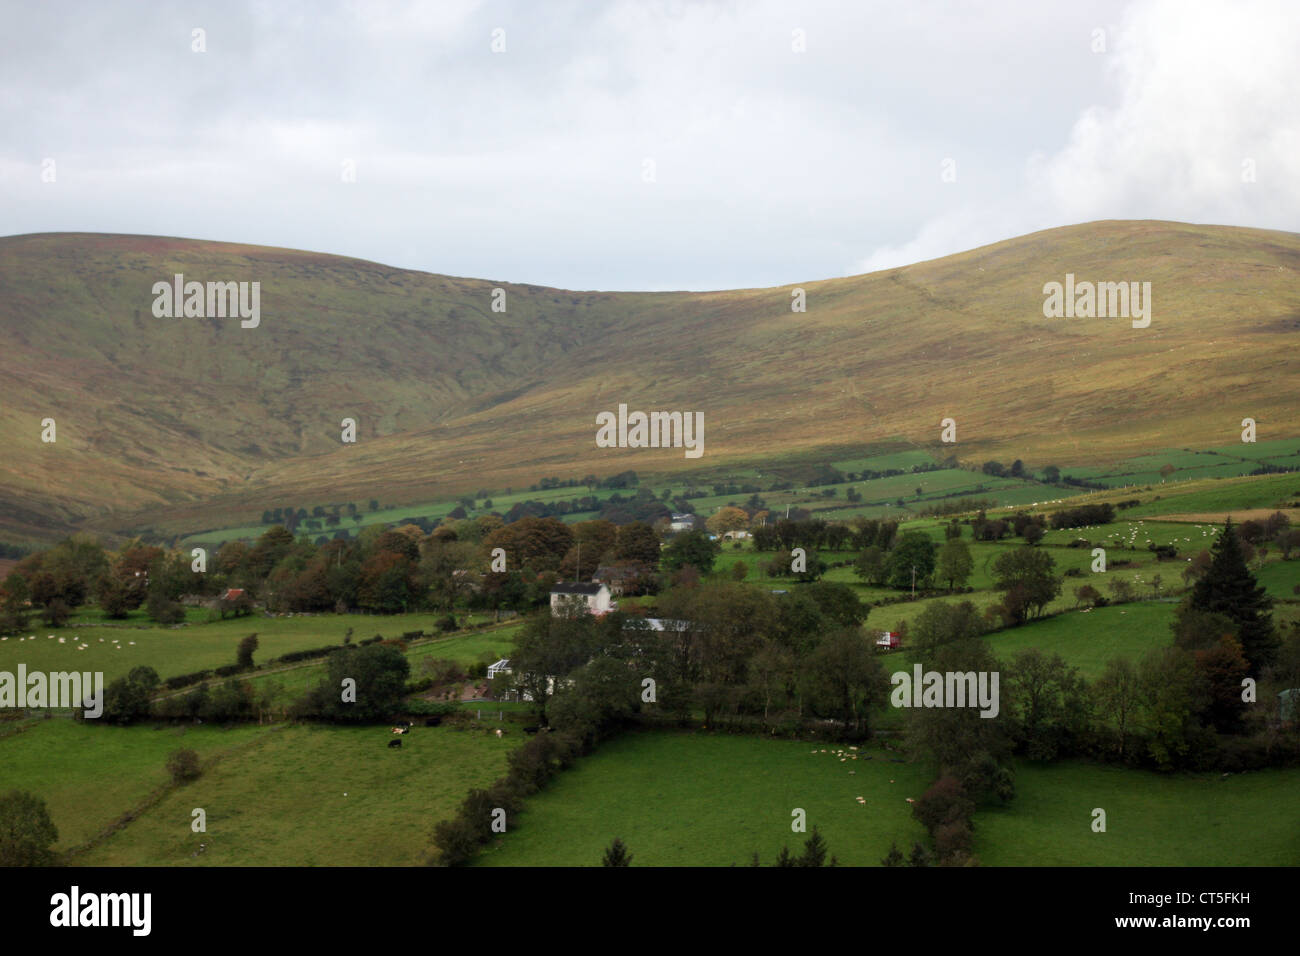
[1,220,1297,545]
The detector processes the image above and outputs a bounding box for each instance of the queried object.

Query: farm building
[549,581,616,616]
[876,631,901,651]
[592,564,648,596]
[669,513,703,532]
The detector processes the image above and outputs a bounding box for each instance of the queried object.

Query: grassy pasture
[473,731,933,867]
[975,760,1300,866]
[1205,439,1300,461]
[240,623,522,705]
[470,730,1300,867]
[829,449,942,472]
[0,611,510,688]
[1255,559,1300,600]
[1125,473,1300,518]
[986,602,1176,678]
[62,723,515,866]
[1087,463,1270,488]
[0,719,268,851]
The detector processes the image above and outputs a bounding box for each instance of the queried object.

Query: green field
[473,731,933,867]
[1126,473,1299,518]
[975,760,1300,865]
[987,602,1176,678]
[1257,560,1300,600]
[0,718,514,866]
[0,719,269,850]
[241,624,520,705]
[471,730,1300,867]
[0,611,509,688]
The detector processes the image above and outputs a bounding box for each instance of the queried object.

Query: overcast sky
[2,0,1297,290]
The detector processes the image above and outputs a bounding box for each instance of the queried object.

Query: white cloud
[855,0,1300,276]
[0,0,1294,289]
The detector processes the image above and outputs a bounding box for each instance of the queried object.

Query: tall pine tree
[601,837,632,867]
[1188,519,1276,674]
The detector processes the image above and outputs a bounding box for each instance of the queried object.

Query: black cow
[523,725,539,735]
[388,738,402,749]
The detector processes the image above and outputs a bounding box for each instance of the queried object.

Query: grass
[987,602,1175,678]
[71,722,515,866]
[241,623,521,705]
[1126,473,1300,518]
[975,759,1300,865]
[0,718,269,851]
[0,611,509,687]
[471,729,1300,866]
[1255,559,1300,600]
[474,730,933,867]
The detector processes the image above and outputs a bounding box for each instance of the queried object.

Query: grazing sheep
[494,728,503,738]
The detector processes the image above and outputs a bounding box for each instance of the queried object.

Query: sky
[2,0,1297,290]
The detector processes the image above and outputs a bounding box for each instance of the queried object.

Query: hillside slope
[1,220,1296,543]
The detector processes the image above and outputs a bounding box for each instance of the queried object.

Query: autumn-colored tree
[1194,635,1249,732]
[706,506,749,535]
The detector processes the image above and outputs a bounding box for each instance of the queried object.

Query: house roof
[551,582,606,595]
[222,588,246,599]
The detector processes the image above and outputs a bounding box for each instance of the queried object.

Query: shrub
[164,670,214,691]
[1049,504,1116,530]
[146,592,186,625]
[430,815,480,867]
[236,633,259,668]
[402,700,458,718]
[272,645,341,665]
[912,776,975,834]
[0,790,59,866]
[165,748,201,784]
[933,820,974,858]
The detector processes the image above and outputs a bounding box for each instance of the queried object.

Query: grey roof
[551,582,606,595]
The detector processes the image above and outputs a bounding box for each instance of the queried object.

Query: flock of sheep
[0,633,136,650]
[810,745,915,807]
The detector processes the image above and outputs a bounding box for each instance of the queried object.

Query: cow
[388,738,402,749]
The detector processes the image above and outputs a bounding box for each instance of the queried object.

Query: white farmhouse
[549,581,616,616]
